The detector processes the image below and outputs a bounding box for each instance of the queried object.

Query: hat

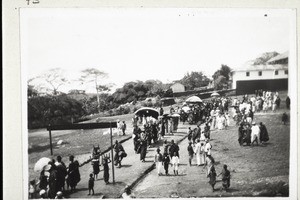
[39,189,46,196]
[252,121,256,125]
[56,191,63,197]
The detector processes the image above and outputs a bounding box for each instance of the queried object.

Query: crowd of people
[30,90,289,198]
[30,155,81,199]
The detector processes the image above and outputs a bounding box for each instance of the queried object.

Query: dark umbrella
[134,107,159,119]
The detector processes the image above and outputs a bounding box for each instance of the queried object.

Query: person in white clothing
[194,139,202,166]
[251,122,261,145]
[171,152,180,175]
[154,148,163,176]
[204,139,212,159]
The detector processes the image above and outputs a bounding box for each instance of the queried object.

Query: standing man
[187,141,194,166]
[251,122,261,145]
[121,121,127,136]
[133,124,141,153]
[169,140,180,158]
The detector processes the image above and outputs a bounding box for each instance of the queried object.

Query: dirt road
[132,112,290,197]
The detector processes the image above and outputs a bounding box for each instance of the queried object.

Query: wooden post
[110,122,115,184]
[48,124,53,155]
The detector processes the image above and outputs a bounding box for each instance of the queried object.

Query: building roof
[231,64,288,72]
[232,51,289,72]
[171,82,184,87]
[267,51,288,64]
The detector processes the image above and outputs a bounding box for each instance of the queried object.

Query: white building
[170,83,185,93]
[231,52,288,95]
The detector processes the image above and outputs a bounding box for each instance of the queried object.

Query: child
[154,148,163,176]
[88,173,95,195]
[162,152,170,175]
[171,152,180,175]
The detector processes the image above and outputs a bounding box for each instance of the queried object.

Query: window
[275,70,278,75]
[285,70,288,75]
[246,72,250,77]
[258,71,262,76]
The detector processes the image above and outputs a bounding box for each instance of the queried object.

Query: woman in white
[171,152,180,176]
[194,139,202,166]
[216,114,225,130]
[225,112,230,127]
[210,109,216,131]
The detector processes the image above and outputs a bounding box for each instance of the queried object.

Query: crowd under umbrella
[185,96,203,104]
[134,107,159,119]
[34,157,52,172]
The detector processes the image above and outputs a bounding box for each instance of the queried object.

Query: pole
[48,124,53,155]
[110,122,115,184]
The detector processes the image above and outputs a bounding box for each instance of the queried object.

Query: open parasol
[134,107,159,119]
[34,157,51,172]
[211,92,220,97]
[186,96,202,104]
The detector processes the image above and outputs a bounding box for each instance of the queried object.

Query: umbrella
[181,106,191,112]
[211,92,220,97]
[186,96,202,103]
[134,107,159,119]
[34,157,51,172]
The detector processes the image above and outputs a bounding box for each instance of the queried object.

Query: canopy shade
[211,92,220,97]
[134,107,159,119]
[186,96,202,103]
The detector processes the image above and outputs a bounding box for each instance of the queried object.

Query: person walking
[251,122,261,146]
[162,152,170,175]
[207,165,217,192]
[121,121,127,135]
[139,132,148,162]
[194,139,202,166]
[67,155,80,192]
[102,156,111,184]
[259,122,269,143]
[187,142,194,166]
[88,173,94,195]
[154,148,163,176]
[218,164,231,191]
[171,152,180,176]
[55,156,67,192]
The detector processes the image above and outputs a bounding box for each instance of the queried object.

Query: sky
[20,8,292,93]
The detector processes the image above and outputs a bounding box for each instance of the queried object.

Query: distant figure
[88,174,94,195]
[169,140,180,158]
[159,107,164,116]
[162,152,170,175]
[187,141,194,166]
[259,122,269,143]
[171,152,180,176]
[286,96,290,109]
[55,155,67,191]
[102,156,111,184]
[251,122,261,146]
[218,164,231,191]
[154,148,163,176]
[67,155,81,192]
[282,112,288,125]
[121,121,127,135]
[207,165,217,192]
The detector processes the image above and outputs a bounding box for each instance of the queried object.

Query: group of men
[32,155,80,199]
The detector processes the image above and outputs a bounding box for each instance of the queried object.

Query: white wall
[232,69,288,89]
[171,83,185,93]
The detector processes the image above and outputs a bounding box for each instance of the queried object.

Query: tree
[35,68,69,95]
[180,71,210,90]
[213,65,232,81]
[213,75,227,90]
[79,68,110,113]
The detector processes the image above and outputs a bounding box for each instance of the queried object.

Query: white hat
[252,121,256,125]
[56,191,63,197]
[39,189,46,196]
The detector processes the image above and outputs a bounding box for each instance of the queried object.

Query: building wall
[170,83,185,93]
[236,79,288,95]
[232,69,288,89]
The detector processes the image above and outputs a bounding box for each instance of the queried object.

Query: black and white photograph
[3,4,298,200]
